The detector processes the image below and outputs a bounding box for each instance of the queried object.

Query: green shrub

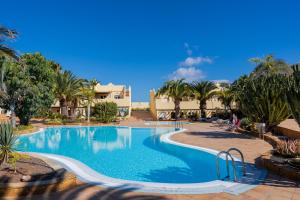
[13,125,34,132]
[212,109,231,120]
[187,112,199,121]
[47,112,63,119]
[8,152,29,173]
[44,118,63,124]
[89,116,97,121]
[93,102,118,123]
[240,118,253,131]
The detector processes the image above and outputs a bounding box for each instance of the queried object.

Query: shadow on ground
[20,184,169,200]
[186,131,254,139]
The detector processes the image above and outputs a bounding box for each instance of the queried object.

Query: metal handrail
[216,151,238,182]
[227,147,246,176]
[174,121,183,129]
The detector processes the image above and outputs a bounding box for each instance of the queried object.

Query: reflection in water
[47,130,61,150]
[90,127,132,153]
[18,127,132,153]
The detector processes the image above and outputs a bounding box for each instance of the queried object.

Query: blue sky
[1,0,300,101]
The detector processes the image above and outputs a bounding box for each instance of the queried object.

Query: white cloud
[212,79,231,84]
[169,67,205,82]
[180,56,213,67]
[184,43,193,56]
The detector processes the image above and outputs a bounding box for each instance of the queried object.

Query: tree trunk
[200,100,207,119]
[19,116,30,125]
[70,99,78,120]
[174,99,181,120]
[10,105,16,128]
[87,103,91,123]
[60,99,68,117]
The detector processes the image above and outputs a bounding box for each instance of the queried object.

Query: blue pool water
[17,126,242,183]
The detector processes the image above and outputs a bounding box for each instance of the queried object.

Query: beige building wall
[93,83,132,117]
[149,88,225,120]
[52,83,132,117]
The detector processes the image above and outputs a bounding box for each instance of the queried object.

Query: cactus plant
[234,74,291,131]
[0,123,17,166]
[286,64,300,127]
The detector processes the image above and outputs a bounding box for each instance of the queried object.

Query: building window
[114,95,121,99]
[95,94,106,99]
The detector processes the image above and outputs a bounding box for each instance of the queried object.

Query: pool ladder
[216,147,246,182]
[174,121,183,129]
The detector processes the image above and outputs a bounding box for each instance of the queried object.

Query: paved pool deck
[5,117,300,200]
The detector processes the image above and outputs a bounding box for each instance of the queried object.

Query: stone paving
[6,117,300,200]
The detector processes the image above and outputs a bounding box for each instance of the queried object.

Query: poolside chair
[225,119,240,132]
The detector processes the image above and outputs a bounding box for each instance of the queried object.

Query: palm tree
[217,88,234,112]
[249,55,291,77]
[156,79,190,120]
[89,78,98,88]
[191,81,217,119]
[55,71,84,117]
[0,25,18,59]
[80,80,97,122]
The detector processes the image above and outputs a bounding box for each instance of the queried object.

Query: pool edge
[21,126,266,195]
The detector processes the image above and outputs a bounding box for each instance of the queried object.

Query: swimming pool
[16,126,265,194]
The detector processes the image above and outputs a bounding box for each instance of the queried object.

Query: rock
[270,155,286,164]
[21,175,32,182]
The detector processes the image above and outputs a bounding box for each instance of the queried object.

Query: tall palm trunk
[174,99,181,120]
[200,100,207,119]
[87,103,91,123]
[70,104,75,120]
[10,105,16,128]
[70,99,78,120]
[60,98,68,117]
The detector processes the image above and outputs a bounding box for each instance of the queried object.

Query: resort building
[149,88,224,120]
[52,83,132,117]
[93,83,132,117]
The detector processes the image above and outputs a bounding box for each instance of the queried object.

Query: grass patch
[13,124,34,132]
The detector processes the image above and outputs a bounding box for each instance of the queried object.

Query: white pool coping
[21,126,267,195]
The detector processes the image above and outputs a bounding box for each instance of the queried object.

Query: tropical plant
[156,79,191,120]
[275,139,300,158]
[54,70,84,118]
[190,81,217,118]
[0,25,18,59]
[286,64,300,127]
[93,102,118,123]
[7,152,29,173]
[0,123,17,166]
[235,74,290,131]
[219,82,230,88]
[240,118,253,131]
[249,55,291,78]
[0,53,57,125]
[217,88,234,112]
[80,80,97,122]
